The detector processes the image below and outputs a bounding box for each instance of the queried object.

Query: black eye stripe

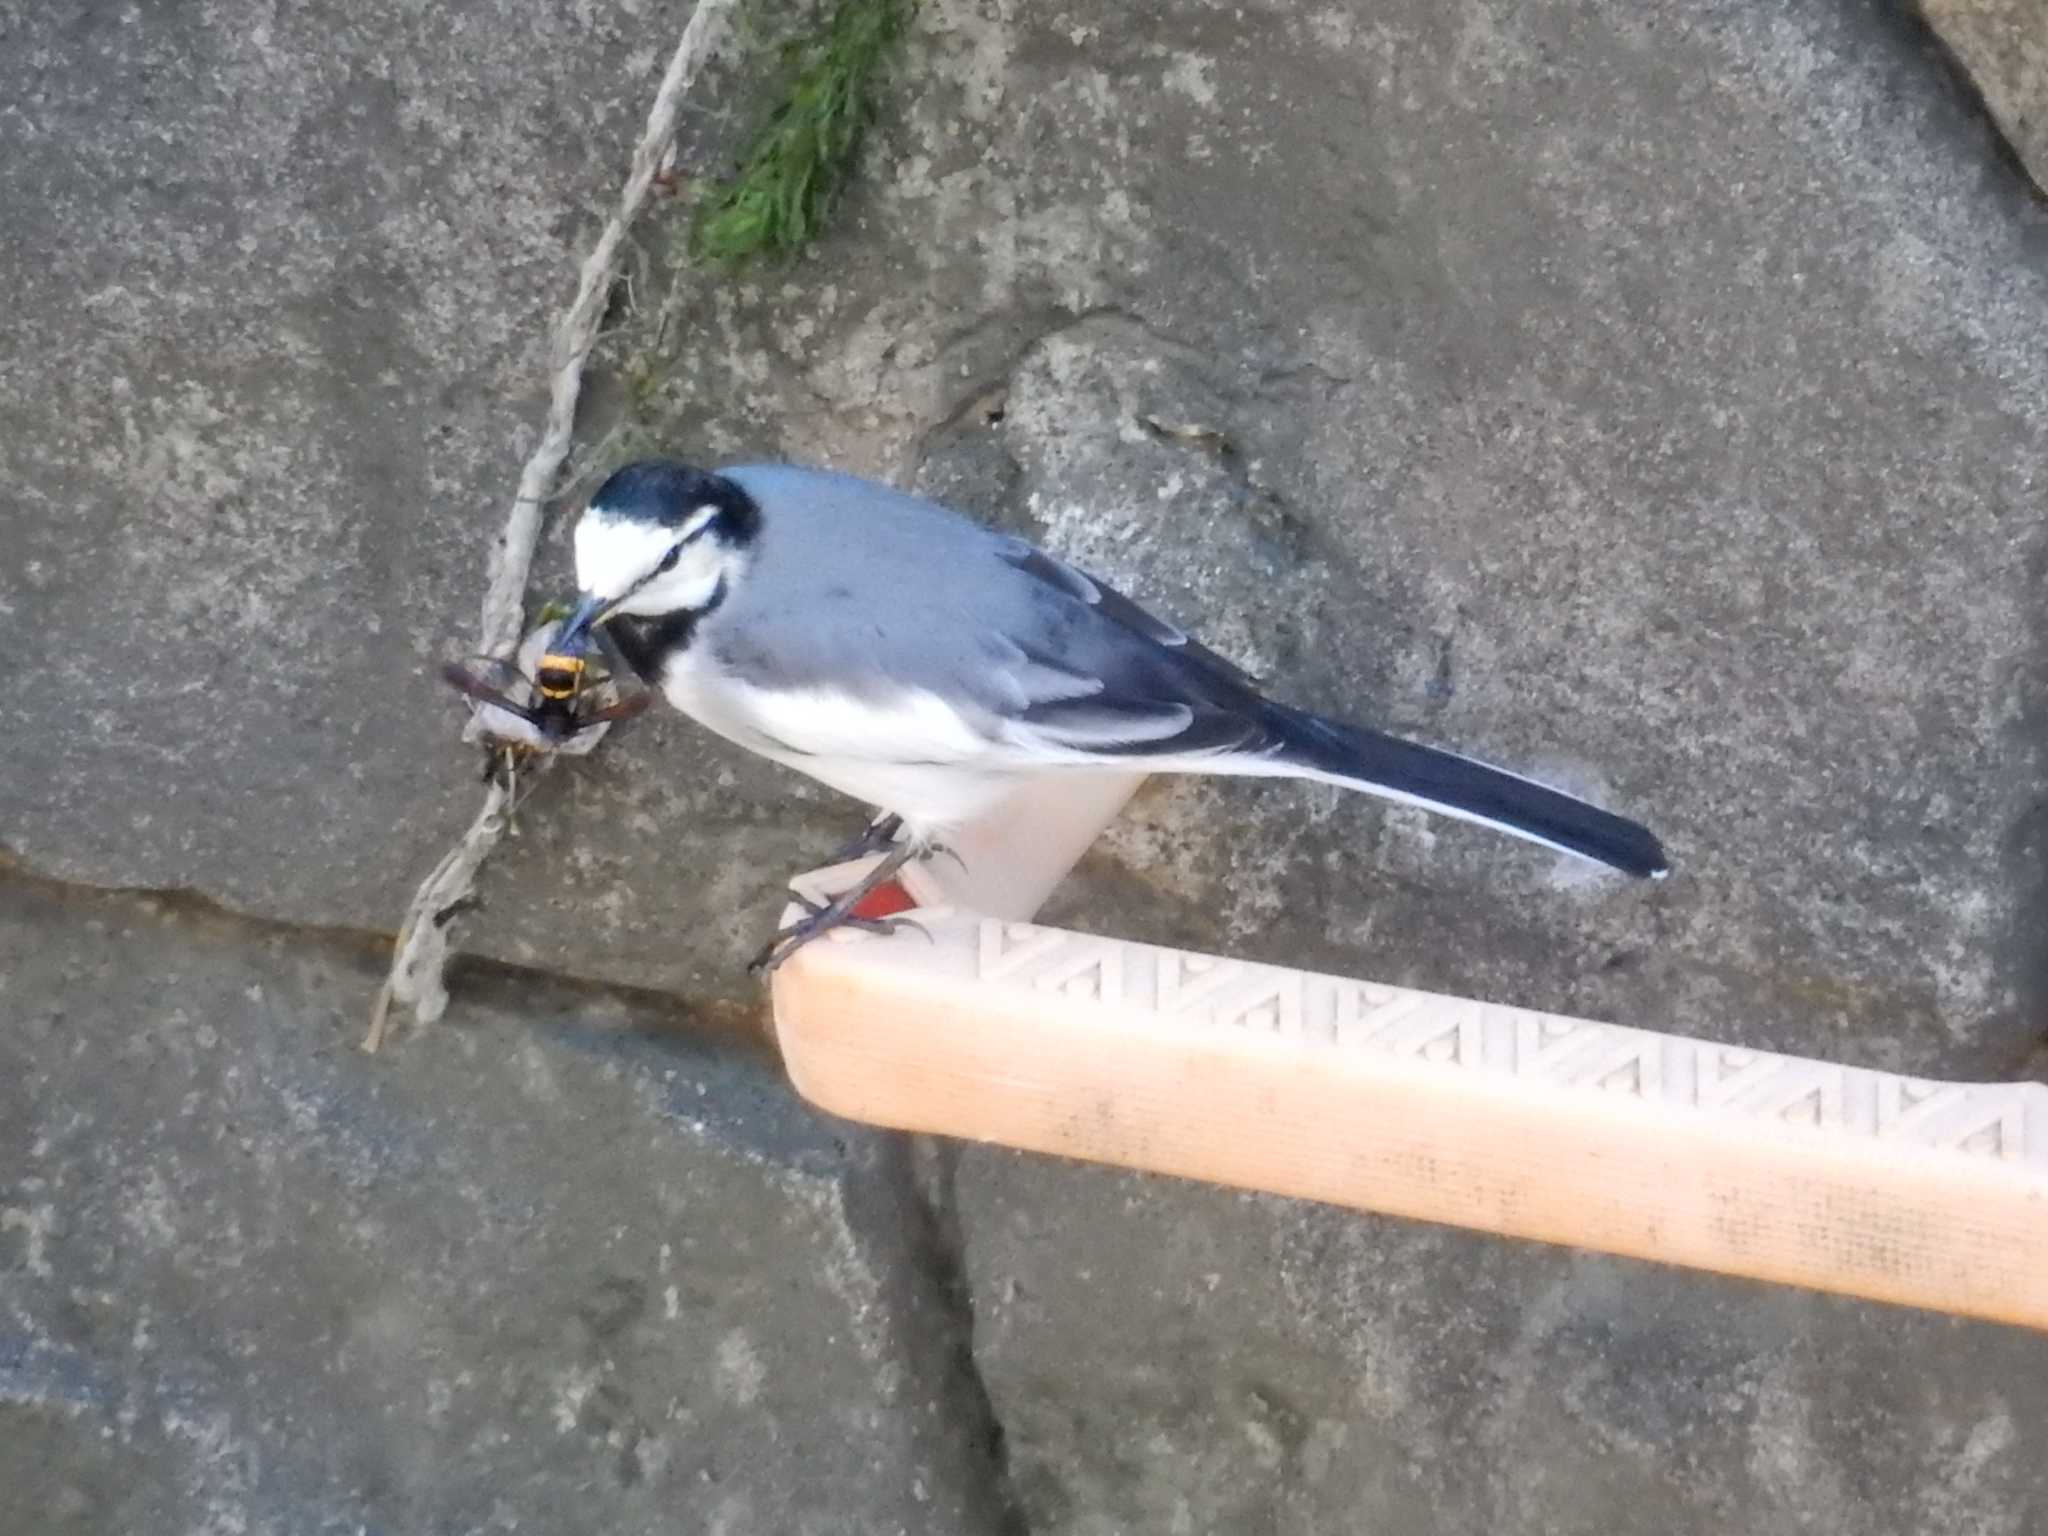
[656,546,682,573]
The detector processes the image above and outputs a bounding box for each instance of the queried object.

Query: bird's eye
[655,546,682,575]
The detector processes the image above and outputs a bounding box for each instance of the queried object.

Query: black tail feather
[1272,708,1669,878]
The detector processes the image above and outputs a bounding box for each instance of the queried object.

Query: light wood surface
[771,903,2048,1331]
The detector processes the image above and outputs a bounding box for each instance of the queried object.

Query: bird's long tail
[1267,707,1669,878]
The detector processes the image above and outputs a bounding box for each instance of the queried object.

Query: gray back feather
[713,465,1275,761]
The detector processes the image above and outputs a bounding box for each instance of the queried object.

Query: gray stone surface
[0,0,857,1003]
[954,1148,2048,1536]
[7,0,2048,1531]
[577,0,2048,1068]
[1,872,1016,1535]
[14,0,2047,1055]
[1,0,2040,1051]
[1920,0,2048,193]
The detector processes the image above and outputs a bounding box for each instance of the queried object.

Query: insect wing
[440,653,650,749]
[441,659,549,737]
[567,691,654,729]
[443,656,533,704]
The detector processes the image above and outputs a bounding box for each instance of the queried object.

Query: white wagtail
[555,460,1668,970]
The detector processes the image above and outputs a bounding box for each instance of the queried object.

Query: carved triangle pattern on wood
[958,918,2048,1168]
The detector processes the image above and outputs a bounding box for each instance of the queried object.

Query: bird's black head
[558,460,761,646]
[585,461,761,543]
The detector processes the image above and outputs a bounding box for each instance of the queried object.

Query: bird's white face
[573,503,732,618]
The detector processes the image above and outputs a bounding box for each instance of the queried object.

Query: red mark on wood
[850,881,916,921]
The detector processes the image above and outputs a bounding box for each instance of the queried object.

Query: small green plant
[689,0,912,268]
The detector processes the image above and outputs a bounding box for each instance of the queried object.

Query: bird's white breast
[654,650,1019,836]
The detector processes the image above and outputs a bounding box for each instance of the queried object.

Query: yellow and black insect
[441,633,651,754]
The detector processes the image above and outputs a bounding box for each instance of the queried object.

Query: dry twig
[366,2,736,1051]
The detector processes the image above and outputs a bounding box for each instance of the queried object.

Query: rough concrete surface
[955,1150,2048,1536]
[1,874,1018,1535]
[0,0,858,1002]
[3,0,2045,1039]
[6,0,2048,1530]
[1919,0,2048,193]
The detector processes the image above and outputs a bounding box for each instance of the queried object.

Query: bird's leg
[823,812,966,876]
[749,839,924,976]
[825,811,904,865]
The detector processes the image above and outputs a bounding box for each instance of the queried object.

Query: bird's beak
[552,594,614,653]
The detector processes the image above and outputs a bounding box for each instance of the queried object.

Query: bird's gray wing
[978,539,1280,762]
[993,540,1260,691]
[706,465,1277,764]
[709,467,1669,877]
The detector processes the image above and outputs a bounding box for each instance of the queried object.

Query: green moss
[688,0,912,269]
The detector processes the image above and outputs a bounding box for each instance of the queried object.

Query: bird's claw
[747,896,928,976]
[826,812,905,866]
[821,813,968,881]
[751,836,927,979]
